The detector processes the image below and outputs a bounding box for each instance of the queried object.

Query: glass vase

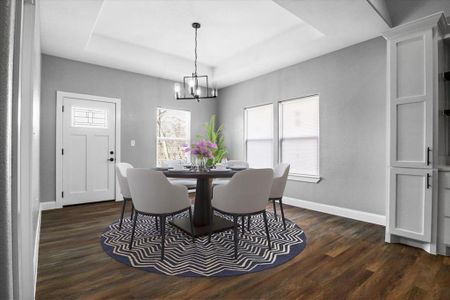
[196,156,209,172]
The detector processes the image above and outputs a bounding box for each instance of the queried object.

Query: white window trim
[278,95,320,183]
[155,107,191,166]
[244,103,274,167]
[288,174,321,183]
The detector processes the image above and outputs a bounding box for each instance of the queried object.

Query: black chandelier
[174,22,217,101]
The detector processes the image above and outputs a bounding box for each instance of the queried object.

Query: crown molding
[383,12,449,40]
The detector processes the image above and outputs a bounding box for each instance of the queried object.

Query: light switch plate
[130,140,135,147]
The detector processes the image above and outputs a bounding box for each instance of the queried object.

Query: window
[156,108,190,166]
[279,95,319,180]
[244,104,273,168]
[72,106,108,128]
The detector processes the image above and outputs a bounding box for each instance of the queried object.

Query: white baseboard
[40,201,62,211]
[34,206,42,298]
[283,196,386,226]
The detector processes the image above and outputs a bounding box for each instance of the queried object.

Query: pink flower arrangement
[183,139,217,159]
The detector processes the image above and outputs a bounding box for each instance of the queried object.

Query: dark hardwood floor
[36,200,450,300]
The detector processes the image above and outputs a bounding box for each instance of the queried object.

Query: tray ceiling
[41,0,391,88]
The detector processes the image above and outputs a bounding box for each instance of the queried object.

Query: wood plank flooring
[36,201,450,299]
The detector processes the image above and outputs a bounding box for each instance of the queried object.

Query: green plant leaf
[197,114,227,166]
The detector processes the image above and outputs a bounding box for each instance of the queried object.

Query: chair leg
[262,211,271,250]
[188,207,195,243]
[247,215,251,231]
[130,203,134,220]
[233,216,238,259]
[272,200,278,221]
[208,208,214,243]
[160,215,166,261]
[241,216,245,236]
[155,216,159,231]
[128,211,138,250]
[279,197,287,230]
[119,199,127,230]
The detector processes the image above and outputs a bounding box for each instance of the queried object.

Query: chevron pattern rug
[101,211,306,277]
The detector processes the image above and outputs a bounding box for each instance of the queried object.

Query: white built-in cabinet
[384,13,450,255]
[389,168,432,242]
[390,30,434,169]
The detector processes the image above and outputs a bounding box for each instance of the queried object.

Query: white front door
[61,95,116,205]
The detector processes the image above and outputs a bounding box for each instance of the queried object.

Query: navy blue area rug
[101,211,306,277]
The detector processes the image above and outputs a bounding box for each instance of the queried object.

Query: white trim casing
[40,201,61,211]
[283,196,386,226]
[33,208,42,298]
[288,175,321,183]
[56,91,122,208]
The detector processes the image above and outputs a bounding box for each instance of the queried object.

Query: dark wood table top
[162,169,236,179]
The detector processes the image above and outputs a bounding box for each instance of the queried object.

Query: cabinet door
[389,30,433,168]
[389,168,432,242]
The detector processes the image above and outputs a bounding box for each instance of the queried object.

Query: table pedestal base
[170,215,234,238]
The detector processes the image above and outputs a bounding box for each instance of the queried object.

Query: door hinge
[62,148,64,155]
[62,191,64,198]
[62,105,65,112]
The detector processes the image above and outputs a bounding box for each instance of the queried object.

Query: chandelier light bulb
[189,79,195,95]
[174,83,181,98]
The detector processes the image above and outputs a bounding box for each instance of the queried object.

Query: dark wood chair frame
[119,198,135,230]
[128,206,195,260]
[208,208,271,259]
[269,197,286,230]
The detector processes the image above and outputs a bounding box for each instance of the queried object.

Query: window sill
[288,174,321,183]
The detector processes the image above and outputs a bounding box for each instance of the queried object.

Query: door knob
[110,151,114,155]
[109,158,114,162]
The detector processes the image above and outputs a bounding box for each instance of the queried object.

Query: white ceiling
[40,0,391,88]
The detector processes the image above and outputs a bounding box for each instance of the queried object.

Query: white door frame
[56,91,122,208]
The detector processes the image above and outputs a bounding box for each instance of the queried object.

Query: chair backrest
[115,162,133,199]
[226,160,249,169]
[126,168,189,214]
[212,168,273,214]
[270,163,290,198]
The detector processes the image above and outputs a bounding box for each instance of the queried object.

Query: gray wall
[217,37,387,215]
[40,55,217,203]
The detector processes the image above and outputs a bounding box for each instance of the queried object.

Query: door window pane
[72,107,108,128]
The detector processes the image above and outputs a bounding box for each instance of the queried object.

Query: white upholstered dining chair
[115,162,135,230]
[269,163,290,229]
[165,160,197,189]
[126,169,194,260]
[226,160,249,169]
[213,160,249,186]
[208,168,273,259]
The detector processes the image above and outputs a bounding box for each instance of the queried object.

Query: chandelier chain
[194,27,198,76]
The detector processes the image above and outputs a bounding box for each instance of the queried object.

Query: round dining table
[163,169,237,237]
